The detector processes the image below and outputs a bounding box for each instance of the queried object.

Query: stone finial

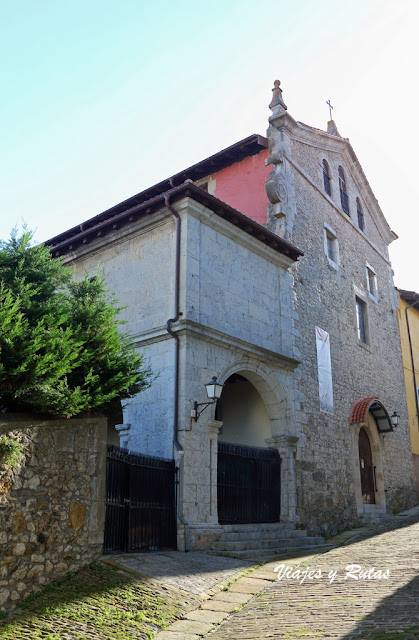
[269,79,287,115]
[327,120,340,136]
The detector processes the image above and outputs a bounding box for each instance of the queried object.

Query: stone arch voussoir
[215,357,292,436]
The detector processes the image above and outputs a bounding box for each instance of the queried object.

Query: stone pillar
[208,420,223,523]
[115,423,131,450]
[266,434,298,523]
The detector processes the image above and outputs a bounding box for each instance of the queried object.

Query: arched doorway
[216,373,281,524]
[349,397,388,516]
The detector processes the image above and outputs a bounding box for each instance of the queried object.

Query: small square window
[323,224,339,269]
[355,296,368,343]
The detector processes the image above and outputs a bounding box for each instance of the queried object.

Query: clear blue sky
[1,0,418,289]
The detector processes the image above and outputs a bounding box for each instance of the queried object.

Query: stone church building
[47,82,416,553]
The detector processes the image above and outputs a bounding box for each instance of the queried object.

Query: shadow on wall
[107,404,123,446]
[216,374,271,447]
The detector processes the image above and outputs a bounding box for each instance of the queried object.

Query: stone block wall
[288,135,417,534]
[0,415,107,613]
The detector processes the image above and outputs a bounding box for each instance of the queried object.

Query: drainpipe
[405,299,419,418]
[164,193,189,551]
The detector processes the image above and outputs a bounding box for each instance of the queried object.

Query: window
[323,223,339,269]
[322,160,331,196]
[356,198,364,231]
[338,166,350,215]
[355,297,368,343]
[366,264,378,300]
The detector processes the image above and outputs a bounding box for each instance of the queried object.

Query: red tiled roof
[349,397,379,423]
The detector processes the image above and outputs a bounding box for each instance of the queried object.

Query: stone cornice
[61,195,297,271]
[130,320,300,370]
[60,211,170,265]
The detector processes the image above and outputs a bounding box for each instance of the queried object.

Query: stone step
[220,522,297,533]
[219,529,308,542]
[214,536,324,553]
[215,542,334,560]
[361,513,393,523]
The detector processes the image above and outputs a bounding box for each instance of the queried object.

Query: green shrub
[0,435,23,469]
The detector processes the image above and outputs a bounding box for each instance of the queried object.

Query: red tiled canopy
[349,397,379,423]
[349,397,393,433]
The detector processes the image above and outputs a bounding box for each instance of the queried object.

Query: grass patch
[221,561,265,592]
[0,562,198,639]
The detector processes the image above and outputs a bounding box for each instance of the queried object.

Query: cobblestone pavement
[112,550,251,595]
[205,515,419,640]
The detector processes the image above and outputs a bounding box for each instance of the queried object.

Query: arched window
[338,166,350,215]
[356,198,364,231]
[322,160,331,196]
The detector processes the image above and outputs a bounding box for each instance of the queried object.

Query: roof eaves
[47,182,303,262]
[397,288,419,303]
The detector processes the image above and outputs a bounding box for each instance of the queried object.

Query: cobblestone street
[205,516,419,639]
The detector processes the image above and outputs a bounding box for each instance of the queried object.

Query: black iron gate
[104,445,177,553]
[217,442,281,524]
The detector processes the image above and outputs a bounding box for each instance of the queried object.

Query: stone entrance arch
[214,358,293,431]
[217,373,272,447]
[352,412,386,518]
[208,358,298,524]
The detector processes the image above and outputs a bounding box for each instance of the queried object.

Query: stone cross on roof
[326,99,341,136]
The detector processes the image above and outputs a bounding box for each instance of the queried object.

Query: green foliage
[0,435,23,469]
[0,229,152,417]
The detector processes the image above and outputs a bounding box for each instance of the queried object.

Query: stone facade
[59,191,302,549]
[0,415,107,613]
[264,87,416,532]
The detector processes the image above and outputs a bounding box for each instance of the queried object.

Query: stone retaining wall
[0,415,107,613]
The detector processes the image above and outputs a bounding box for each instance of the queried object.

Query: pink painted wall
[212,149,270,225]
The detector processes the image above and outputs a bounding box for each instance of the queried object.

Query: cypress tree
[0,230,152,417]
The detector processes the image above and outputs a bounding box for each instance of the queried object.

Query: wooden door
[358,428,375,504]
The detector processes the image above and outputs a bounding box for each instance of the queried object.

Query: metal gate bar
[104,445,176,553]
[217,442,281,524]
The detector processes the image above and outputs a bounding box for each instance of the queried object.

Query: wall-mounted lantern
[390,411,400,429]
[191,376,223,421]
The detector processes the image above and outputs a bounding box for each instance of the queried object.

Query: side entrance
[104,445,177,553]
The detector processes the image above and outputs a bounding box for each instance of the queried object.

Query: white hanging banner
[315,326,334,414]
